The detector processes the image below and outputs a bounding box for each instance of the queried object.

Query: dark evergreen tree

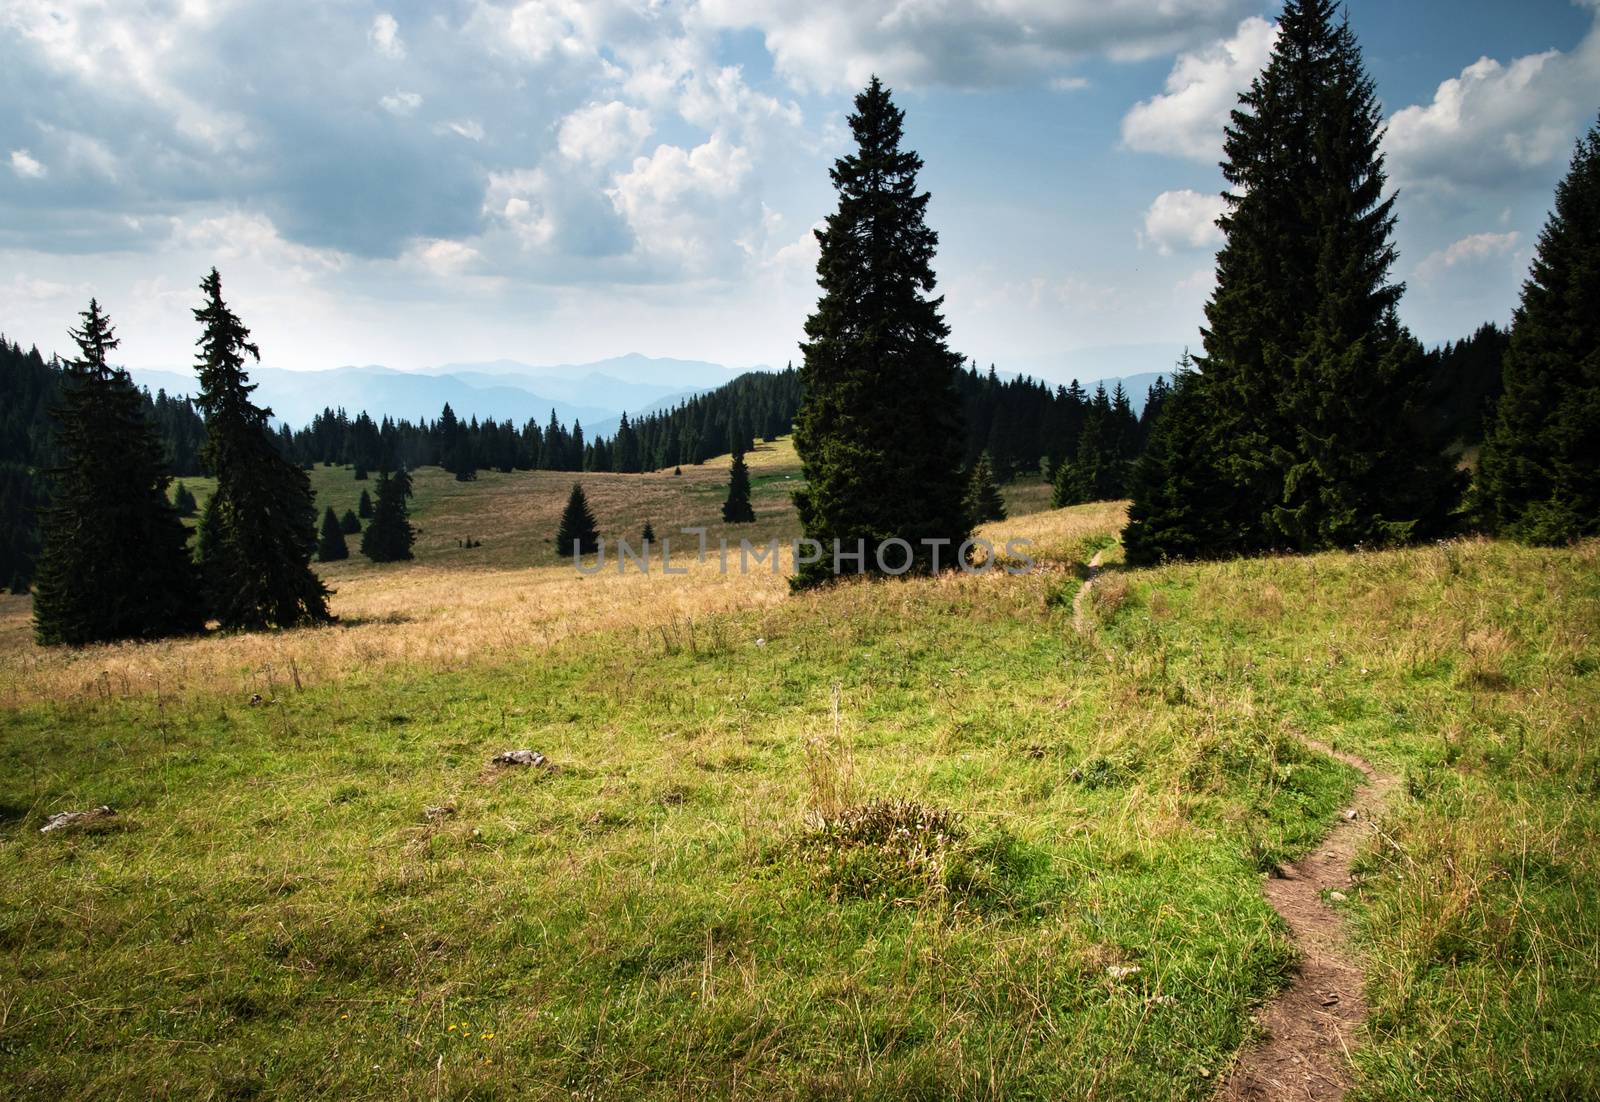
[358,488,373,518]
[792,77,969,587]
[1052,386,1133,506]
[317,506,348,562]
[32,300,203,645]
[1476,119,1600,544]
[340,508,361,534]
[193,489,225,613]
[1124,0,1459,559]
[354,464,368,481]
[1420,322,1509,447]
[722,450,757,523]
[172,481,198,517]
[1124,366,1242,563]
[192,268,331,628]
[641,521,655,543]
[964,451,1007,524]
[555,483,600,556]
[359,469,415,562]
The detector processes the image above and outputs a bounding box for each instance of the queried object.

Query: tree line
[27,270,423,645]
[788,2,1593,588]
[1124,0,1596,560]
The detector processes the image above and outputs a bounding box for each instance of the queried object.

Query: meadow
[0,440,1595,1099]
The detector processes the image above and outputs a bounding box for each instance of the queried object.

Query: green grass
[2,478,1597,1098]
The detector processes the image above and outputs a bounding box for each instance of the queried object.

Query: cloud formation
[1413,231,1521,284]
[9,149,46,179]
[701,0,1256,92]
[1121,16,1277,161]
[1140,189,1226,254]
[1385,15,1600,194]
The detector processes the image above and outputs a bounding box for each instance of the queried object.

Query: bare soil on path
[1220,743,1398,1100]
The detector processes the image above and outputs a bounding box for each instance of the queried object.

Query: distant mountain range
[127,349,1180,432]
[127,353,741,438]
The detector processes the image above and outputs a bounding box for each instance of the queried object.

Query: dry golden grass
[0,444,1119,709]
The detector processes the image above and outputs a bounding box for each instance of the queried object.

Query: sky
[2,0,1597,382]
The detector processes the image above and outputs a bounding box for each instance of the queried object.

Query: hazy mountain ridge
[125,351,1176,429]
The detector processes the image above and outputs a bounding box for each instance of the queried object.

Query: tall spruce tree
[340,508,361,535]
[964,451,1007,524]
[192,268,331,628]
[317,506,348,562]
[358,488,373,518]
[359,469,415,562]
[33,300,203,645]
[722,450,756,523]
[791,76,968,588]
[1126,0,1458,559]
[1476,118,1600,544]
[172,481,198,517]
[556,483,599,556]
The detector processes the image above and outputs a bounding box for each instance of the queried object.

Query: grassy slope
[0,447,1595,1099]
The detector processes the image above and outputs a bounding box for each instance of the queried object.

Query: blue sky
[2,0,1596,383]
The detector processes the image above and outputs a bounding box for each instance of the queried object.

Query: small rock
[40,806,115,834]
[424,804,456,820]
[1343,808,1359,821]
[1106,964,1141,980]
[1198,1068,1211,1079]
[755,637,766,647]
[1328,890,1348,903]
[491,750,550,769]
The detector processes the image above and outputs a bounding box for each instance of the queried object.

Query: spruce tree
[792,76,969,588]
[172,481,198,517]
[317,506,348,562]
[964,451,1007,524]
[641,521,656,543]
[1052,387,1129,506]
[1476,118,1600,544]
[193,269,331,628]
[722,450,756,523]
[33,300,203,645]
[1124,367,1244,563]
[193,489,226,613]
[358,488,373,518]
[340,509,361,534]
[360,469,415,562]
[1124,0,1458,559]
[555,483,599,556]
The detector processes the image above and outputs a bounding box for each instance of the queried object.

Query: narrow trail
[1071,549,1105,634]
[1220,743,1399,1101]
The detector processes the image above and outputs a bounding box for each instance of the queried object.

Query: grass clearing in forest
[0,452,1595,1099]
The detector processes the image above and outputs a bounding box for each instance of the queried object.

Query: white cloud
[609,135,754,273]
[171,210,346,279]
[1385,19,1600,193]
[3,0,249,151]
[1140,189,1226,254]
[557,101,652,166]
[370,12,405,60]
[699,0,1255,92]
[1121,15,1277,162]
[10,148,46,178]
[408,237,481,276]
[483,169,558,249]
[379,90,423,116]
[446,119,486,142]
[1414,231,1521,284]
